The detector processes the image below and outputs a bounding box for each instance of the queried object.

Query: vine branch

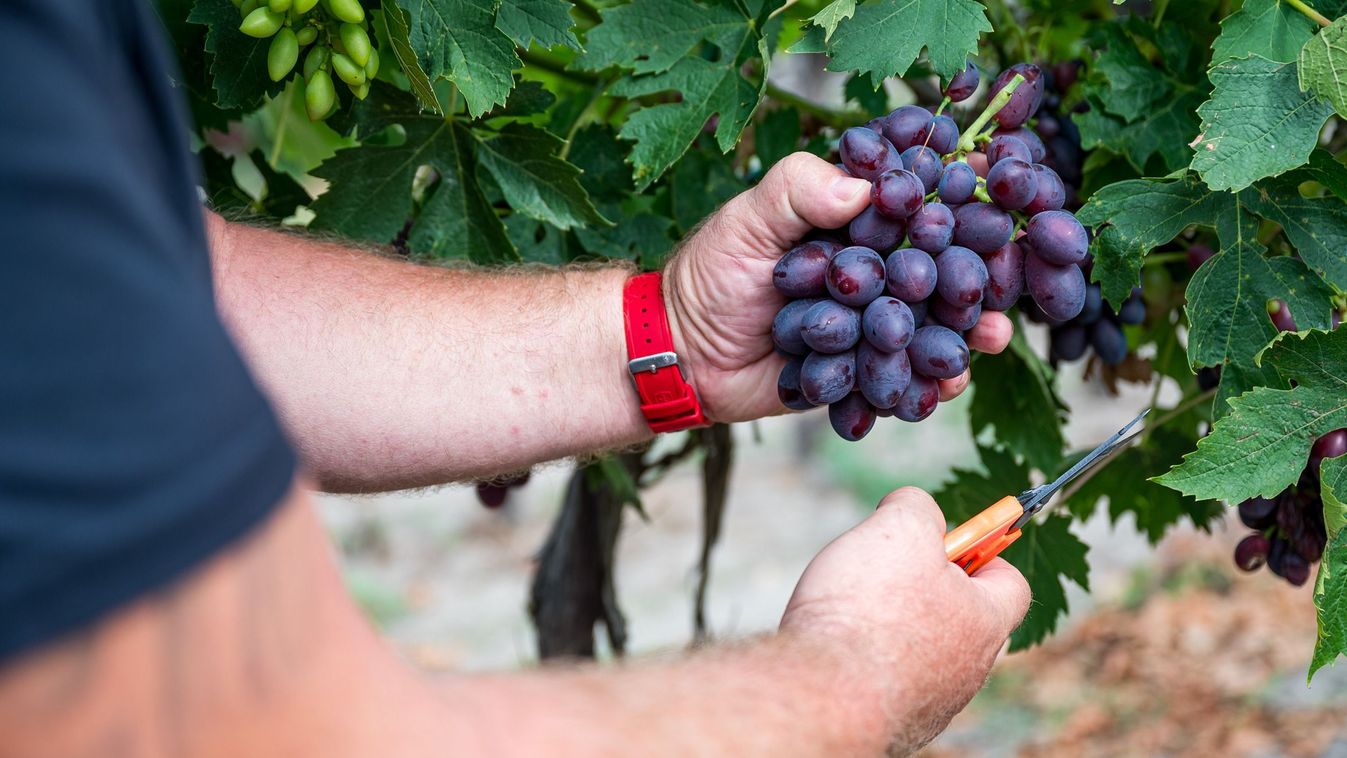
[1288,0,1333,27]
[764,82,869,129]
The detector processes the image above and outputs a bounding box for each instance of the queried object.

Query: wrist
[768,631,896,753]
[660,259,714,423]
[622,271,707,433]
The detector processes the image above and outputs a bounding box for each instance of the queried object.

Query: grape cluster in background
[234,0,380,121]
[773,62,1089,441]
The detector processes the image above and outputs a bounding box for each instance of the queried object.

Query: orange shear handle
[943,495,1024,575]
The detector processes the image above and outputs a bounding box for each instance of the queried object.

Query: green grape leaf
[1242,174,1347,290]
[1185,198,1334,369]
[1212,0,1321,64]
[396,0,520,116]
[610,52,765,189]
[1311,456,1347,678]
[1214,360,1288,420]
[474,124,609,230]
[378,4,443,114]
[932,447,1089,651]
[969,331,1065,474]
[1298,16,1347,117]
[496,0,581,50]
[670,147,745,232]
[1190,55,1333,191]
[843,74,888,117]
[577,0,748,75]
[1301,149,1347,202]
[575,213,676,265]
[188,0,284,110]
[1075,89,1204,174]
[566,124,634,203]
[505,215,569,263]
[1077,174,1223,306]
[810,0,856,41]
[1155,329,1347,501]
[821,0,991,81]
[754,108,803,170]
[311,86,516,263]
[1094,24,1173,121]
[481,80,557,119]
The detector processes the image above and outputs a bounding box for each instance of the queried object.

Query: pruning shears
[944,409,1151,575]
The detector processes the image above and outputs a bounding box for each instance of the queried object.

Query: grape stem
[934,96,951,117]
[1141,251,1189,267]
[956,73,1024,153]
[1288,0,1332,27]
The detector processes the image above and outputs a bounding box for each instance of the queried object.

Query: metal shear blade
[1011,408,1151,530]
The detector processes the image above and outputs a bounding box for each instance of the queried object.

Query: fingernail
[830,176,869,202]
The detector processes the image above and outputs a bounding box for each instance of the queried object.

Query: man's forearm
[205,213,652,491]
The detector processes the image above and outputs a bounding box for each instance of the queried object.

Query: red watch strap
[622,272,708,433]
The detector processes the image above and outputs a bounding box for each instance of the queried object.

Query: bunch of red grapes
[773,62,1088,441]
[476,470,530,509]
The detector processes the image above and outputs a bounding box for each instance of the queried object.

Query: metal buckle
[628,351,679,376]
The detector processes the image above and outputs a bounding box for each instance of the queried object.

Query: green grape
[268,0,291,11]
[339,23,371,67]
[305,70,336,121]
[295,26,318,46]
[363,46,379,78]
[230,0,243,7]
[239,0,259,15]
[239,7,284,37]
[327,0,365,24]
[302,44,330,79]
[293,0,320,11]
[351,81,370,100]
[331,52,366,87]
[267,28,299,81]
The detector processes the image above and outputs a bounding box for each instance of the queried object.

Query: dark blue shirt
[0,0,296,660]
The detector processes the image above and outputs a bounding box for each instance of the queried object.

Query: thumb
[724,152,871,254]
[967,557,1032,637]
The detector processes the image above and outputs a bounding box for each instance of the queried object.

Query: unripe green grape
[327,0,365,24]
[267,28,299,81]
[339,23,371,67]
[351,81,370,100]
[268,0,291,11]
[363,46,379,78]
[302,44,330,79]
[231,0,243,8]
[240,0,259,16]
[295,25,318,46]
[305,70,336,121]
[331,52,367,86]
[239,7,284,37]
[293,0,320,11]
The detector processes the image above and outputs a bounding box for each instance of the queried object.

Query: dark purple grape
[1281,551,1311,586]
[848,206,907,253]
[926,115,960,154]
[801,300,862,353]
[1025,253,1086,321]
[982,241,1024,311]
[881,105,934,152]
[1187,244,1216,271]
[772,298,818,355]
[773,241,832,297]
[985,135,1032,166]
[1077,283,1103,325]
[857,341,912,408]
[839,127,902,181]
[1234,533,1270,572]
[966,151,990,178]
[1267,536,1289,577]
[901,146,942,193]
[1238,497,1278,529]
[886,247,938,302]
[935,245,988,306]
[907,325,969,379]
[907,203,955,253]
[1268,299,1297,332]
[988,63,1044,129]
[1117,291,1145,325]
[476,482,509,508]
[944,60,979,103]
[908,298,928,325]
[992,126,1047,162]
[862,296,916,352]
[894,373,939,422]
[931,298,982,331]
[777,356,815,411]
[800,349,856,405]
[1090,319,1127,365]
[1197,365,1222,391]
[1023,164,1066,215]
[938,161,978,204]
[1036,111,1060,139]
[1052,60,1082,91]
[828,392,877,441]
[1293,526,1327,563]
[986,157,1038,210]
[1311,429,1347,470]
[1024,210,1088,265]
[952,202,1013,254]
[826,246,887,307]
[864,117,885,133]
[871,169,925,219]
[1050,323,1088,361]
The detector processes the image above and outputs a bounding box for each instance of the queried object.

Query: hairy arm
[0,487,1026,758]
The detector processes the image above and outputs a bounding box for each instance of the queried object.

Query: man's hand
[780,486,1031,753]
[665,152,1015,423]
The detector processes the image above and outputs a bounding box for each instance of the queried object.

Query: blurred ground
[317,344,1347,755]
